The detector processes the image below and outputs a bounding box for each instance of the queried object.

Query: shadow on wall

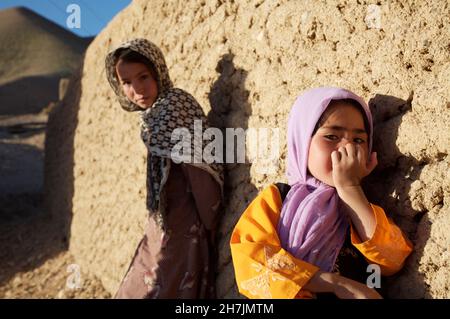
[0,75,61,115]
[0,63,83,290]
[208,53,258,298]
[0,142,43,195]
[43,62,84,253]
[364,93,431,298]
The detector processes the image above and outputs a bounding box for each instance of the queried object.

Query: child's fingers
[331,150,340,166]
[338,145,348,158]
[356,144,365,165]
[345,143,357,158]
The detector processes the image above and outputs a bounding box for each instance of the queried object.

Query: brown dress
[115,162,222,298]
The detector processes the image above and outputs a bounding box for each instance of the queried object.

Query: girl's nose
[132,81,144,95]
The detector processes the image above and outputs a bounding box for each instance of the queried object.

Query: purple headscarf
[277,87,373,272]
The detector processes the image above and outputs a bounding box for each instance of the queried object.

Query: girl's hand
[330,143,378,241]
[331,143,377,190]
[333,274,383,299]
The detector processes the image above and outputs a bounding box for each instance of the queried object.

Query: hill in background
[0,7,93,115]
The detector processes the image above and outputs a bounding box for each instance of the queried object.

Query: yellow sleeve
[230,185,319,299]
[350,204,413,276]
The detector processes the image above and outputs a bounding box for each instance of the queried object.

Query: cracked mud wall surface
[45,0,450,298]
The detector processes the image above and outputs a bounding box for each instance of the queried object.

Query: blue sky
[0,0,132,37]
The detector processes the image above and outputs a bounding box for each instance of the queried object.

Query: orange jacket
[230,184,413,299]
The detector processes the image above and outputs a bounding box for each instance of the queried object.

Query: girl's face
[307,102,369,187]
[115,60,158,109]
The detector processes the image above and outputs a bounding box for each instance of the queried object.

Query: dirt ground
[0,112,110,298]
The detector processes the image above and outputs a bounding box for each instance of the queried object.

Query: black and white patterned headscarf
[105,38,223,228]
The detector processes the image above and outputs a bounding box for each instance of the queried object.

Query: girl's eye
[122,81,130,86]
[324,135,338,141]
[354,138,365,144]
[140,75,149,80]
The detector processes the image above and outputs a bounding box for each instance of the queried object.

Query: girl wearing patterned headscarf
[230,87,413,299]
[105,38,223,298]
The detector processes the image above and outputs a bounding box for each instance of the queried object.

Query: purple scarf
[277,87,373,272]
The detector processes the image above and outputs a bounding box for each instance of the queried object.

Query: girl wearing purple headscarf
[230,87,413,299]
